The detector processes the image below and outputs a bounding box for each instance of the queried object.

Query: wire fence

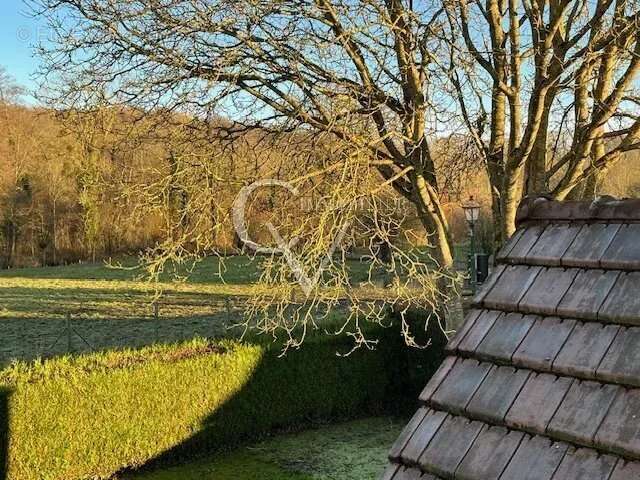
[0,296,243,366]
[0,292,469,367]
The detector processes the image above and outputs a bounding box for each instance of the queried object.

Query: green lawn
[0,256,260,319]
[0,255,386,364]
[125,417,404,480]
[0,254,389,321]
[0,255,442,479]
[0,247,454,321]
[0,255,262,283]
[0,257,264,363]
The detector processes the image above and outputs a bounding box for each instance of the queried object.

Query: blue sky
[0,1,48,101]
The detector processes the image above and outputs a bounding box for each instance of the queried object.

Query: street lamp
[462,196,481,294]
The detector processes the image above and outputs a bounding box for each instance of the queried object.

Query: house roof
[384,196,640,480]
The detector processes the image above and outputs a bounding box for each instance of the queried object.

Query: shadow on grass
[0,308,447,479]
[0,312,236,368]
[0,387,10,480]
[124,312,447,478]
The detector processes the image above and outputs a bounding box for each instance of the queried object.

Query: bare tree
[0,67,24,104]
[447,0,640,242]
[30,0,462,268]
[0,72,35,268]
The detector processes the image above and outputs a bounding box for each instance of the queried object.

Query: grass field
[0,255,384,364]
[0,257,264,364]
[0,250,463,364]
[125,417,404,480]
[0,257,445,479]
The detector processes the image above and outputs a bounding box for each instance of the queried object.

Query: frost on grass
[254,417,405,479]
[128,417,405,480]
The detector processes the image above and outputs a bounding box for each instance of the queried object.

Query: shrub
[0,326,444,480]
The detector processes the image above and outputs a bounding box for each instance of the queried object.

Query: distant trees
[0,98,101,267]
[0,73,37,268]
[0,93,351,267]
[30,0,640,262]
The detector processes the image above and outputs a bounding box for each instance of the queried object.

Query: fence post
[66,312,72,353]
[153,302,159,344]
[224,296,233,332]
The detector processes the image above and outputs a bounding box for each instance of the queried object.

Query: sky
[0,0,48,102]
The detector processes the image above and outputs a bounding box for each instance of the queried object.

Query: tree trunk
[486,85,508,248]
[412,173,454,269]
[486,153,525,249]
[9,223,17,268]
[500,165,524,241]
[52,199,57,265]
[526,100,552,195]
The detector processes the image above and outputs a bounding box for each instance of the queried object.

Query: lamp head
[462,196,481,223]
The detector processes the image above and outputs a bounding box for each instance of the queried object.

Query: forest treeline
[0,101,482,268]
[1,93,639,269]
[0,98,306,268]
[1,103,155,267]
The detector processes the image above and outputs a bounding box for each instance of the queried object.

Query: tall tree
[0,70,33,267]
[31,0,458,268]
[448,0,640,242]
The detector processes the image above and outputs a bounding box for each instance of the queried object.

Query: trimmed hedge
[0,326,444,480]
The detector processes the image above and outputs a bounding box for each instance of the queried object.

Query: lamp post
[462,196,481,294]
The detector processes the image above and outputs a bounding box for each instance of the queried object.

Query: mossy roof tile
[504,373,574,435]
[399,410,448,466]
[561,223,620,268]
[525,223,582,267]
[595,388,640,458]
[429,360,491,414]
[600,224,640,270]
[547,381,620,446]
[465,366,530,424]
[474,312,536,363]
[556,269,619,320]
[552,322,620,379]
[596,327,640,387]
[518,268,579,315]
[598,272,640,325]
[609,460,640,480]
[454,426,524,480]
[550,447,618,480]
[512,317,576,371]
[417,416,483,477]
[482,266,542,311]
[500,435,569,480]
[455,310,501,355]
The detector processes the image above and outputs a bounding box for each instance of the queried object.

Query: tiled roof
[384,197,640,480]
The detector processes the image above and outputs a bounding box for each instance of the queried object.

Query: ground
[0,257,261,363]
[0,256,450,479]
[0,254,449,364]
[125,417,404,480]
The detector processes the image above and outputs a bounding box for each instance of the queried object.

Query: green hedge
[0,326,444,480]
